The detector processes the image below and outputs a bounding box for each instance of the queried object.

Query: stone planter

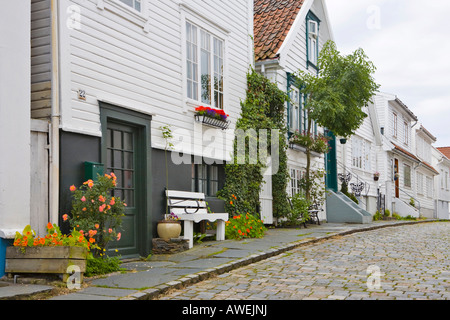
[157,220,182,240]
[5,246,88,282]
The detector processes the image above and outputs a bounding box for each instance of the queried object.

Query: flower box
[289,143,322,158]
[194,106,230,130]
[5,246,88,282]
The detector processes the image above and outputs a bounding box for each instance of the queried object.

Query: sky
[324,0,450,147]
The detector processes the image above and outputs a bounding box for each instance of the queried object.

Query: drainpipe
[49,0,60,225]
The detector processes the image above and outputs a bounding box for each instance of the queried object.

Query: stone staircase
[326,190,372,224]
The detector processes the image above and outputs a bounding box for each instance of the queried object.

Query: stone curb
[126,219,440,300]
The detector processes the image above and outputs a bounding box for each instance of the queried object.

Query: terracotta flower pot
[157,220,182,240]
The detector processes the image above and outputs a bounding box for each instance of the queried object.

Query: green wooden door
[106,121,143,257]
[325,130,338,192]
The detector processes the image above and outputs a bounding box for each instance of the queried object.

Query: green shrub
[283,193,310,226]
[85,256,124,277]
[225,212,267,240]
[373,210,383,221]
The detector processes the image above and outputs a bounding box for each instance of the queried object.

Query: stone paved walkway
[159,222,450,300]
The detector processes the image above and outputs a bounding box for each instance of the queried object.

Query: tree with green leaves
[295,40,380,200]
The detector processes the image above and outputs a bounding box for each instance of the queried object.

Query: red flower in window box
[195,106,229,121]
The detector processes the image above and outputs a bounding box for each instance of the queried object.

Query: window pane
[113,150,122,168]
[123,132,133,151]
[119,0,133,8]
[124,189,134,207]
[113,130,122,149]
[124,170,134,189]
[124,152,133,170]
[201,31,211,105]
[134,0,141,11]
[213,38,224,109]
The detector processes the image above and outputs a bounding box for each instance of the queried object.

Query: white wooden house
[25,0,254,259]
[434,147,450,219]
[335,104,382,215]
[0,1,33,278]
[340,92,443,219]
[253,0,334,224]
[413,125,440,218]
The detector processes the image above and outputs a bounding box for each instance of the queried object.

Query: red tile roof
[437,147,450,159]
[393,144,439,175]
[254,0,305,61]
[392,143,420,163]
[421,161,439,175]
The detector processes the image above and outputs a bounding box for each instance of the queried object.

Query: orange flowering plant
[13,223,94,253]
[66,173,126,257]
[224,194,266,240]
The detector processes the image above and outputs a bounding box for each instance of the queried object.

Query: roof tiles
[254,0,305,61]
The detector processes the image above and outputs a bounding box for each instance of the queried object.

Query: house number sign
[78,89,86,101]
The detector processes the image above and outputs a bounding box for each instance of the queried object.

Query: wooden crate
[5,246,87,282]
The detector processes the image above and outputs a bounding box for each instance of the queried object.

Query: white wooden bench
[166,190,229,249]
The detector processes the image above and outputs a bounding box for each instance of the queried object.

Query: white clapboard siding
[31,0,51,84]
[31,81,52,120]
[30,120,50,237]
[58,0,251,160]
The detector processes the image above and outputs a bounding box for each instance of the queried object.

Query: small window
[426,176,433,198]
[118,0,141,12]
[289,168,304,197]
[306,12,320,67]
[192,163,220,197]
[445,171,448,190]
[392,112,398,138]
[403,121,409,145]
[404,164,411,188]
[289,86,301,133]
[417,172,424,194]
[309,21,318,38]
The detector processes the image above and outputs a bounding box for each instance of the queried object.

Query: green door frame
[325,130,338,192]
[99,102,152,258]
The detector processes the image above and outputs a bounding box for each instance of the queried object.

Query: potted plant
[157,212,182,240]
[373,172,380,181]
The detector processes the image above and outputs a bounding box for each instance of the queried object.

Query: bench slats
[166,190,205,200]
[171,208,209,215]
[168,200,207,208]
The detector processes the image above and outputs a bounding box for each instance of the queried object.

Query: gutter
[50,0,60,225]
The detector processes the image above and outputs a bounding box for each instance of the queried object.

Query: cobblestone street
[159,222,450,300]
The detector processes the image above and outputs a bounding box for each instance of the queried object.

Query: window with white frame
[118,0,141,12]
[186,21,224,109]
[306,13,319,67]
[404,164,411,188]
[289,86,301,133]
[446,170,449,190]
[417,172,424,194]
[441,170,444,189]
[426,176,433,198]
[352,137,371,171]
[289,168,304,197]
[392,112,398,138]
[403,121,409,145]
